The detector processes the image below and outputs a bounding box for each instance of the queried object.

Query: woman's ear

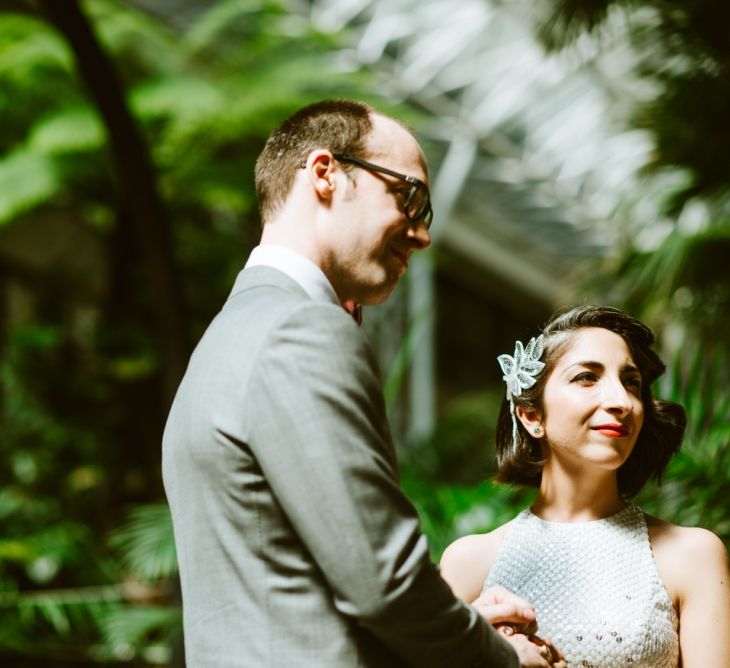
[515,405,544,438]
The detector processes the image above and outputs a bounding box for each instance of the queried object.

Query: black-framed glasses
[333,154,433,229]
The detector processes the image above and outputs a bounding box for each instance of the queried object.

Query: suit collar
[228,265,310,301]
[244,244,340,306]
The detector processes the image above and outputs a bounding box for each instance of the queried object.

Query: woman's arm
[652,517,730,668]
[675,527,730,667]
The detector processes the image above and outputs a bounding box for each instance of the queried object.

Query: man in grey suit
[163,99,560,667]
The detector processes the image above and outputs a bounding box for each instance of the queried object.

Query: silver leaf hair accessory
[497,335,545,449]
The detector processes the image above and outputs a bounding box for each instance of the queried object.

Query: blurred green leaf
[109,505,177,582]
[0,14,73,79]
[0,150,59,224]
[96,605,180,661]
[28,106,105,154]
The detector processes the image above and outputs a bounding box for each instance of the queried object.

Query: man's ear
[304,150,336,200]
[515,405,543,438]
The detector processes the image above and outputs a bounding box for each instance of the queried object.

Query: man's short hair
[254,99,375,224]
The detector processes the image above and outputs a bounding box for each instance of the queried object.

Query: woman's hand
[472,585,537,634]
[472,586,566,667]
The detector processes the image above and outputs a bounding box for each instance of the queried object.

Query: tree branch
[37,0,189,405]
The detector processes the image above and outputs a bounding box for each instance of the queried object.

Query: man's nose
[406,218,431,250]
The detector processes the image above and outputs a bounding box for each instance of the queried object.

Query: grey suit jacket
[162,266,518,667]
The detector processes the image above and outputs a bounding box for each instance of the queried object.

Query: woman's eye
[625,377,642,391]
[572,372,598,384]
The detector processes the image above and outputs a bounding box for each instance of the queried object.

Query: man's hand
[471,585,537,634]
[499,632,567,668]
[472,586,566,667]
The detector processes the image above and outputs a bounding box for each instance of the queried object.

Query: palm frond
[637,343,730,542]
[109,504,178,582]
[536,0,617,51]
[183,0,270,54]
[96,605,181,657]
[0,584,124,638]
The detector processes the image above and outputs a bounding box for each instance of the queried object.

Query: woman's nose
[603,380,632,415]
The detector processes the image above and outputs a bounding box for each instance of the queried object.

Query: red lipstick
[591,423,629,437]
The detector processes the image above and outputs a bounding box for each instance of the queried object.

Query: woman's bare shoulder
[439,521,515,602]
[645,513,726,555]
[645,513,729,599]
[441,522,513,566]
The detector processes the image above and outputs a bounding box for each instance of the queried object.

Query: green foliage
[0,499,180,661]
[400,387,535,558]
[594,218,730,345]
[0,13,75,137]
[0,0,377,662]
[2,0,727,662]
[0,150,59,224]
[536,0,614,49]
[29,106,105,154]
[109,505,177,584]
[403,473,535,560]
[96,605,181,664]
[538,0,730,210]
[5,585,122,634]
[407,388,504,482]
[530,0,730,547]
[0,11,104,224]
[636,347,730,544]
[0,322,122,659]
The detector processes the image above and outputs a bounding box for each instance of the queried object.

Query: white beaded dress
[484,504,679,667]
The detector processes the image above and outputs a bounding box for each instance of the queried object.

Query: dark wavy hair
[495,305,686,497]
[254,99,374,225]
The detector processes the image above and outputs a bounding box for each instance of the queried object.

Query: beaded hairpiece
[497,335,545,449]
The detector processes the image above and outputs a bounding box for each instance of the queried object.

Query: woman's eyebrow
[563,360,604,375]
[562,361,641,376]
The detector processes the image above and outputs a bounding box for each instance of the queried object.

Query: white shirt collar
[244,244,340,306]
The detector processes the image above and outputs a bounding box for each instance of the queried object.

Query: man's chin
[358,281,399,306]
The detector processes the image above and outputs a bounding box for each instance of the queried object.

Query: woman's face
[538,327,645,471]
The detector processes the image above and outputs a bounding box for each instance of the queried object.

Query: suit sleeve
[245,301,519,668]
